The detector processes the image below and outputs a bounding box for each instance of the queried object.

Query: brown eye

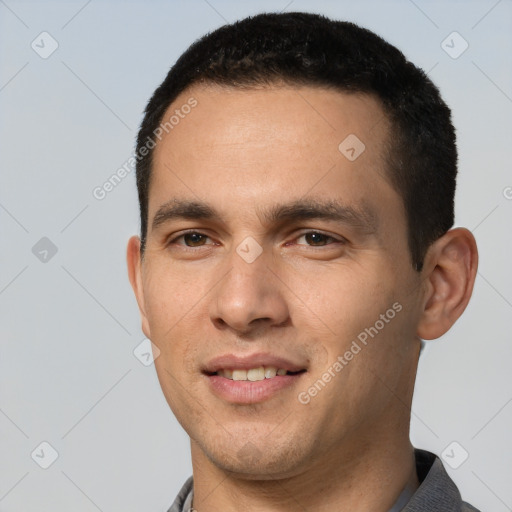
[183,233,207,246]
[296,231,339,246]
[170,232,211,247]
[305,232,330,246]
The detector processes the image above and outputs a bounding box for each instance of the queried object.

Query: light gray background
[1,0,511,511]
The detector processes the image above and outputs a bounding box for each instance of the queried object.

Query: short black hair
[135,12,457,271]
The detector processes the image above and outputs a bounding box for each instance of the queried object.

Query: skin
[127,84,478,511]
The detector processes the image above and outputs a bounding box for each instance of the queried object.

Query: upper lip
[203,352,307,374]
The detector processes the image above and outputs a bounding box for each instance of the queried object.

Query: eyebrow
[151,198,378,234]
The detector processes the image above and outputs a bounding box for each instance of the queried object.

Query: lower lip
[206,373,304,404]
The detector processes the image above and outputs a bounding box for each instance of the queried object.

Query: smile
[203,352,307,404]
[215,367,304,381]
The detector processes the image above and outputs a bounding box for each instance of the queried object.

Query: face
[128,84,426,479]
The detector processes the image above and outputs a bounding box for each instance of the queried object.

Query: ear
[127,236,151,339]
[417,227,478,340]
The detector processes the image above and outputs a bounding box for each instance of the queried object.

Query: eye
[294,231,343,247]
[166,230,343,250]
[168,231,212,247]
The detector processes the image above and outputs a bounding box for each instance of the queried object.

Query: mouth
[203,354,307,404]
[207,366,306,381]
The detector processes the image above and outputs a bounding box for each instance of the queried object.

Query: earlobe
[126,236,151,338]
[416,228,478,340]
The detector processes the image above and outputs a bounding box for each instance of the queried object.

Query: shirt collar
[168,448,464,512]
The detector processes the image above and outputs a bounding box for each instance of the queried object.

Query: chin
[196,431,310,479]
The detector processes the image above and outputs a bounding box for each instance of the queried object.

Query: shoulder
[461,502,481,512]
[167,476,194,512]
[404,449,481,512]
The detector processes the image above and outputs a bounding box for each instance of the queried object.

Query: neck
[190,429,419,512]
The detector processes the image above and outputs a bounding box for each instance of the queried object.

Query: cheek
[142,267,207,390]
[143,260,206,334]
[152,329,202,422]
[285,262,410,396]
[284,260,396,345]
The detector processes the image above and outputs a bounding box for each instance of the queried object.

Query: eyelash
[167,229,345,250]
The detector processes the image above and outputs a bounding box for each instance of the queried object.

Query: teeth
[216,366,291,381]
[232,369,247,381]
[264,367,277,378]
[247,367,265,381]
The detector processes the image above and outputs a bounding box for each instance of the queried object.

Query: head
[127,12,477,480]
[135,12,458,273]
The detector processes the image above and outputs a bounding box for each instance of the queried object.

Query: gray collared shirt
[167,448,481,511]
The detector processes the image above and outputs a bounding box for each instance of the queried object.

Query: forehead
[149,84,399,227]
[154,83,390,154]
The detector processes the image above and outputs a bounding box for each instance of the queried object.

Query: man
[127,12,479,512]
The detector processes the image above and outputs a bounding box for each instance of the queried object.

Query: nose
[209,244,290,336]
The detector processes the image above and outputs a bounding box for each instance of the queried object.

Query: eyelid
[167,229,214,246]
[167,229,345,248]
[291,229,345,246]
